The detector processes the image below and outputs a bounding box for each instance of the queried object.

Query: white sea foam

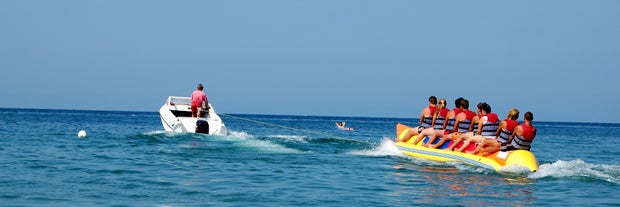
[497,164,532,175]
[142,130,191,139]
[269,134,308,142]
[227,130,254,139]
[529,159,620,184]
[232,138,304,154]
[347,137,404,157]
[143,130,167,135]
[226,130,304,154]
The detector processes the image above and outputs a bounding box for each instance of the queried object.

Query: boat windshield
[169,96,191,106]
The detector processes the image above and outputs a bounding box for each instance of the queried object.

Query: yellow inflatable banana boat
[395,123,538,172]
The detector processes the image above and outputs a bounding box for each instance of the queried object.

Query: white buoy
[78,130,87,138]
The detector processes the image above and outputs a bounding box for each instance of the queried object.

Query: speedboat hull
[159,96,228,135]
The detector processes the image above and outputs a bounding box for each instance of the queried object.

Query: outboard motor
[195,120,210,134]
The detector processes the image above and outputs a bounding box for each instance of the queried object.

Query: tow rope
[219,113,361,142]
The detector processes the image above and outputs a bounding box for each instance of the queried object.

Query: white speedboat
[159,96,228,135]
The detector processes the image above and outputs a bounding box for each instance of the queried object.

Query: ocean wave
[529,160,620,184]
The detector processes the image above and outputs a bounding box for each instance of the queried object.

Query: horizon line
[1,107,617,124]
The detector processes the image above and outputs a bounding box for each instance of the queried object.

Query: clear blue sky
[1,1,619,123]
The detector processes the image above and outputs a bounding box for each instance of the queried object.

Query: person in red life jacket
[498,108,520,151]
[411,98,450,145]
[428,98,476,150]
[191,84,209,118]
[419,96,438,129]
[454,102,500,152]
[468,108,519,155]
[431,98,451,130]
[504,111,537,151]
[423,97,463,147]
[396,96,437,143]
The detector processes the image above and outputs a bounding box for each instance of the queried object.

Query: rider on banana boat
[468,108,519,155]
[411,98,450,145]
[396,96,437,143]
[503,111,537,151]
[421,97,463,147]
[454,102,500,152]
[428,98,476,150]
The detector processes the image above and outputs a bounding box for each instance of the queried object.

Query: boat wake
[347,137,403,157]
[137,129,379,155]
[133,130,305,154]
[225,130,306,154]
[529,159,620,184]
[135,131,620,181]
[135,130,199,141]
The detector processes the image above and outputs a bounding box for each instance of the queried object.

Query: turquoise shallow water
[1,108,619,206]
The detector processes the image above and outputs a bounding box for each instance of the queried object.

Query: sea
[1,108,619,207]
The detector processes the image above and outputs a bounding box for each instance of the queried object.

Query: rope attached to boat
[219,113,360,142]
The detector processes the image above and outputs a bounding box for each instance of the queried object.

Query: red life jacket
[478,113,500,137]
[507,123,537,150]
[421,105,437,129]
[452,108,462,116]
[520,123,536,140]
[439,108,449,117]
[463,110,476,121]
[486,113,499,123]
[498,119,520,151]
[428,105,437,116]
[456,109,477,132]
[504,119,518,132]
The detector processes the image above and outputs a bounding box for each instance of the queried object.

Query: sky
[1,1,619,123]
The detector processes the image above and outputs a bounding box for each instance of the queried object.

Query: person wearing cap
[191,84,209,118]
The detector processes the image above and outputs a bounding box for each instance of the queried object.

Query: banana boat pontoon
[395,123,538,172]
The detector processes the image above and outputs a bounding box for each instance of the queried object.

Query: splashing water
[530,159,620,184]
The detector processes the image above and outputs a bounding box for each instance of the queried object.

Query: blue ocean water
[1,108,619,207]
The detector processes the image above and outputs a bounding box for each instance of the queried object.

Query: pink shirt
[191,90,207,107]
